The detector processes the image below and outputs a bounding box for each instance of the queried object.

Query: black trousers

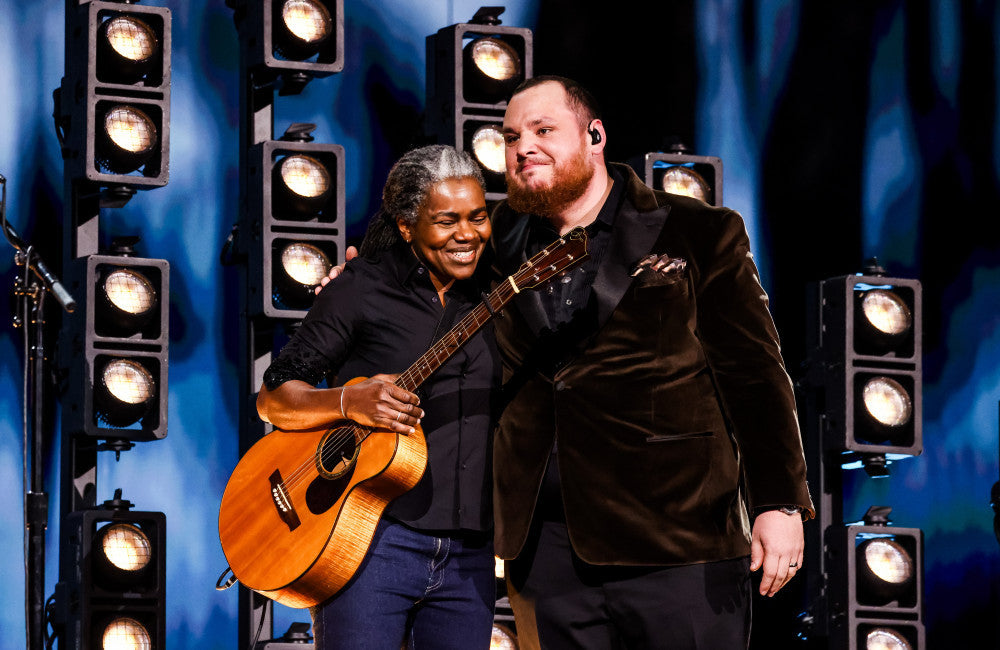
[506,518,752,650]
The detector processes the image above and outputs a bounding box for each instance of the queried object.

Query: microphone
[1,174,77,313]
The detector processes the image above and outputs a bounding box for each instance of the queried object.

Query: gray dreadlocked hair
[359,145,485,257]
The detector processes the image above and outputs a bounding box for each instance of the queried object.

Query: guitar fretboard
[395,280,516,392]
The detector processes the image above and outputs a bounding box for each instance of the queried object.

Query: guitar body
[218,377,427,609]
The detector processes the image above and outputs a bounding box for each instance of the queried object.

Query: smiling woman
[253,145,500,650]
[396,176,491,301]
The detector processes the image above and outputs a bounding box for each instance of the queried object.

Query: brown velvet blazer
[489,164,814,565]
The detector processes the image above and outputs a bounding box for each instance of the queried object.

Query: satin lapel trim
[592,202,672,327]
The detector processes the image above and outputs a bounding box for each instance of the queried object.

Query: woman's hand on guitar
[341,374,424,434]
[315,246,358,295]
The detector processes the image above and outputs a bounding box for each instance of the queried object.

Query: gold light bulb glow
[100,523,152,572]
[104,16,157,63]
[865,628,912,650]
[103,360,155,406]
[471,125,506,174]
[282,0,332,43]
[490,624,518,650]
[862,290,912,336]
[864,539,913,585]
[281,155,330,198]
[101,617,151,650]
[862,377,912,427]
[281,243,331,286]
[104,106,157,155]
[660,166,709,202]
[470,38,520,81]
[105,269,156,316]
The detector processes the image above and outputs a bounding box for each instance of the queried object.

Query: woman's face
[397,177,490,291]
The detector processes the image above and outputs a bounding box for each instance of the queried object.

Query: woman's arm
[257,374,423,434]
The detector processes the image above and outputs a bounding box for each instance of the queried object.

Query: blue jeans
[311,519,496,650]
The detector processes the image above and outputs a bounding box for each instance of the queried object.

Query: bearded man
[489,75,814,650]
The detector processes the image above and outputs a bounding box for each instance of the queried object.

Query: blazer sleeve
[693,209,815,517]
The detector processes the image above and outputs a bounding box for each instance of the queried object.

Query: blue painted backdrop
[1,1,997,648]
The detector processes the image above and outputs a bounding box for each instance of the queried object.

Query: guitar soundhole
[317,426,360,479]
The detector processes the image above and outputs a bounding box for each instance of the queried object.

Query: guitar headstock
[511,227,589,292]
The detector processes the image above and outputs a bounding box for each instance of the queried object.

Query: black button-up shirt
[263,242,499,533]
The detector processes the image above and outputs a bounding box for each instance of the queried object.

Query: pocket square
[630,254,688,286]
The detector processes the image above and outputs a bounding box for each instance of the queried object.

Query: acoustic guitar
[218,228,588,609]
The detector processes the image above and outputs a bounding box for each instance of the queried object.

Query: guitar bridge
[269,469,301,532]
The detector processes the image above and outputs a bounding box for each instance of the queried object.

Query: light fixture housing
[810,272,922,462]
[60,1,171,189]
[642,151,723,206]
[55,502,166,650]
[243,0,344,95]
[60,254,169,441]
[247,135,345,320]
[426,8,533,201]
[826,519,924,650]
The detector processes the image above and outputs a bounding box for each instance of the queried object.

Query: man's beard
[505,149,594,217]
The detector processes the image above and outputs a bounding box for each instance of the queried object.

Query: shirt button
[565,299,573,306]
[417,267,425,274]
[555,381,566,391]
[431,297,438,303]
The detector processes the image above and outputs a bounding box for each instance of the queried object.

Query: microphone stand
[2,174,76,650]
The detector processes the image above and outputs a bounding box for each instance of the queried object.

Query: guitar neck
[395,280,516,393]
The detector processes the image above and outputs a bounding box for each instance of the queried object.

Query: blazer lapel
[492,212,551,336]
[592,197,671,329]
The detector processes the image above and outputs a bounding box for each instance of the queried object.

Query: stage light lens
[470,37,521,81]
[281,243,331,286]
[99,523,152,573]
[103,359,155,406]
[490,624,518,650]
[660,166,709,202]
[471,124,506,174]
[101,617,151,650]
[104,269,156,317]
[104,106,158,156]
[104,15,158,63]
[862,290,912,336]
[863,538,913,585]
[282,0,332,45]
[280,155,330,198]
[865,628,912,650]
[862,377,912,427]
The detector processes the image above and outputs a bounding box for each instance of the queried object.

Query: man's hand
[749,509,804,597]
[340,373,423,434]
[315,245,359,295]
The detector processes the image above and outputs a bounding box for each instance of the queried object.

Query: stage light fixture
[470,123,506,175]
[426,6,533,200]
[54,494,165,650]
[808,268,922,465]
[825,507,924,650]
[861,626,914,650]
[96,13,160,84]
[239,0,343,95]
[246,124,345,320]
[272,153,333,218]
[642,149,723,206]
[59,1,171,191]
[60,249,169,442]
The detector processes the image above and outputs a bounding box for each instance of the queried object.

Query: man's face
[502,81,595,216]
